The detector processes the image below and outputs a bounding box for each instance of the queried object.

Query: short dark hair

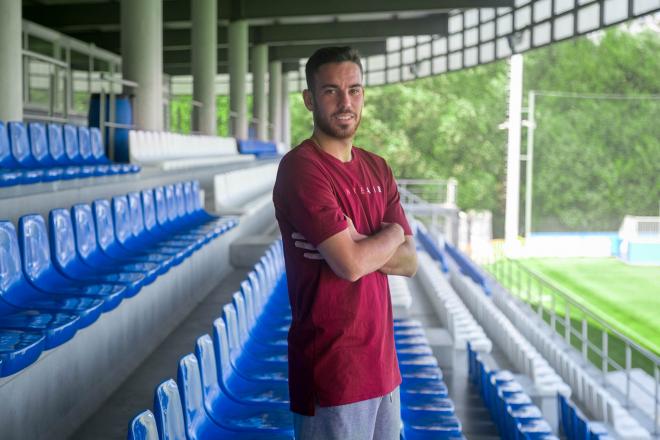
[305,46,363,91]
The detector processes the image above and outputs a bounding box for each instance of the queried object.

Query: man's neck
[311,129,353,163]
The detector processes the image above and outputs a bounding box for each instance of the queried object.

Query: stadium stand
[1,121,139,187]
[126,241,467,440]
[129,130,256,170]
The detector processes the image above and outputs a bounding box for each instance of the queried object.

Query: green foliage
[169,95,235,137]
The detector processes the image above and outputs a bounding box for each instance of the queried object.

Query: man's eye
[350,88,362,95]
[324,89,335,95]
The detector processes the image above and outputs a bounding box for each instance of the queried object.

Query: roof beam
[54,14,446,54]
[24,0,510,31]
[163,41,386,64]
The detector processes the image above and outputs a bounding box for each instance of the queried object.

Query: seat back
[222,303,243,354]
[71,204,99,260]
[48,209,78,271]
[174,183,187,218]
[248,270,263,312]
[127,410,159,440]
[232,291,252,340]
[0,221,28,314]
[127,192,146,239]
[183,182,195,215]
[90,127,105,161]
[164,185,178,222]
[140,189,158,233]
[191,181,203,211]
[18,215,52,283]
[46,123,66,163]
[77,126,93,162]
[92,199,117,251]
[63,124,81,162]
[153,379,186,440]
[28,122,49,164]
[240,280,257,329]
[256,261,270,296]
[212,318,235,384]
[111,196,133,246]
[8,122,32,165]
[177,354,206,440]
[0,121,14,167]
[153,187,169,227]
[195,334,225,402]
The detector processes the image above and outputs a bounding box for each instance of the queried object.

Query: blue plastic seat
[88,127,139,174]
[183,347,293,435]
[202,325,289,409]
[403,414,463,439]
[91,199,165,277]
[18,214,126,312]
[233,291,287,354]
[222,304,288,379]
[27,122,66,181]
[126,192,191,263]
[223,303,287,364]
[63,124,96,177]
[49,208,146,297]
[138,189,201,254]
[71,204,158,287]
[0,227,80,351]
[0,328,45,377]
[127,409,159,440]
[110,196,176,270]
[45,123,85,179]
[1,121,45,185]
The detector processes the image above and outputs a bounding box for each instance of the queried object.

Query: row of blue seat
[127,241,466,439]
[394,317,464,439]
[558,393,611,440]
[0,120,140,187]
[416,226,449,272]
[0,180,235,377]
[467,343,558,440]
[128,242,294,439]
[444,243,492,295]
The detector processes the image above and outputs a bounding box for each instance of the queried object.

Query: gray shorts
[293,386,401,440]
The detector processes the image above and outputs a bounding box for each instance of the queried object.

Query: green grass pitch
[518,257,660,356]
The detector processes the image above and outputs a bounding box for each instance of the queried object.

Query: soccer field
[518,257,660,356]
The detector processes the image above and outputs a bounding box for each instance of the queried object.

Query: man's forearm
[379,237,418,277]
[318,222,405,282]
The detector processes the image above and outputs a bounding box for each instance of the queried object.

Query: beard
[312,107,362,140]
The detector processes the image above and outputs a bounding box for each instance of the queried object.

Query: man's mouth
[334,113,355,121]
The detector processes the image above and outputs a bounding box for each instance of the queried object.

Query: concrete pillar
[228,20,248,139]
[268,60,282,142]
[0,0,23,121]
[121,0,163,130]
[280,71,291,147]
[251,44,268,140]
[504,54,523,253]
[191,0,217,135]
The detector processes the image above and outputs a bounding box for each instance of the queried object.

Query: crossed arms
[294,217,418,282]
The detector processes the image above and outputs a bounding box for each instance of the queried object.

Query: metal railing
[482,253,659,433]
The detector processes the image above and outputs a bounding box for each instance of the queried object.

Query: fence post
[625,343,631,408]
[602,331,608,381]
[565,303,571,344]
[582,318,588,362]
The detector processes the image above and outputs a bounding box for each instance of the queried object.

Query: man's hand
[292,232,324,260]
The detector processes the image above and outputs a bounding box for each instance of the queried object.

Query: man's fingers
[292,232,306,240]
[294,240,317,251]
[303,252,324,260]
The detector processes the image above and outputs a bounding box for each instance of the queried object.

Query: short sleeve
[382,164,413,236]
[273,155,348,247]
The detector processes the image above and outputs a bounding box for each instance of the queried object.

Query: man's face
[304,61,364,140]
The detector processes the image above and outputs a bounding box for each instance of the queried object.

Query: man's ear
[302,89,314,111]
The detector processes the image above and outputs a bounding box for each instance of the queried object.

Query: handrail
[483,254,659,433]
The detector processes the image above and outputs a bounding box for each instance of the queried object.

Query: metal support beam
[268,61,282,143]
[504,54,523,252]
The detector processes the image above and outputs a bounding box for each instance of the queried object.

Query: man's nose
[338,90,352,107]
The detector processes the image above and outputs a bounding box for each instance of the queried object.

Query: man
[273,46,418,440]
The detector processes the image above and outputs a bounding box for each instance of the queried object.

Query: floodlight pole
[504,54,523,253]
[524,91,536,239]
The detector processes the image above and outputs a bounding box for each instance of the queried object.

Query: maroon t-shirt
[273,139,412,415]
